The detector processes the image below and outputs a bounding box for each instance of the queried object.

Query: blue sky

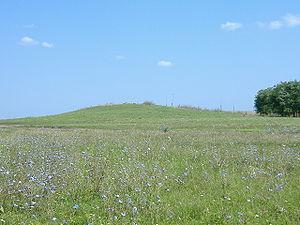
[1,1,300,118]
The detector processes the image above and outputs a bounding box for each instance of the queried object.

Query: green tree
[255,80,300,117]
[255,88,273,115]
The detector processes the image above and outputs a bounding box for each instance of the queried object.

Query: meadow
[0,104,299,224]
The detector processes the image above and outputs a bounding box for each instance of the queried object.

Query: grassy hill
[0,104,300,224]
[0,104,298,132]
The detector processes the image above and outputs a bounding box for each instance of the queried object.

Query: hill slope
[0,104,300,224]
[0,104,298,131]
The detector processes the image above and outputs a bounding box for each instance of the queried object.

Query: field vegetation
[0,104,299,224]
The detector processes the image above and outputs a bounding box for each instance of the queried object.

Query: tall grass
[0,126,299,224]
[0,105,299,224]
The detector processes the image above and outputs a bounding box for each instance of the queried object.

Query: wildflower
[157,182,163,187]
[275,172,284,178]
[237,212,244,217]
[108,207,115,212]
[278,207,286,212]
[276,184,285,191]
[182,171,188,177]
[225,215,232,220]
[224,196,231,201]
[73,204,80,209]
[221,171,227,177]
[132,206,138,215]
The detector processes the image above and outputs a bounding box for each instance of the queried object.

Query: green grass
[0,104,298,131]
[0,104,299,224]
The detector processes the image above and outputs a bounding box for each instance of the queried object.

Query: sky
[1,0,300,119]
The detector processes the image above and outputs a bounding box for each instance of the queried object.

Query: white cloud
[42,42,54,48]
[157,60,173,67]
[19,36,39,46]
[284,14,300,27]
[258,14,300,30]
[19,37,54,48]
[257,20,284,30]
[115,55,125,60]
[221,22,243,31]
[269,20,283,30]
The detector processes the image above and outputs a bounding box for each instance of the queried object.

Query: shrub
[143,101,155,105]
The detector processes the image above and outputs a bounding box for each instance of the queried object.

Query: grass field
[0,104,299,224]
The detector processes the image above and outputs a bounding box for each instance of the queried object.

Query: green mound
[0,104,298,131]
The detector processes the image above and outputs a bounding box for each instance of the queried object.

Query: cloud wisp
[157,60,173,67]
[42,42,54,48]
[257,13,300,30]
[19,36,54,48]
[19,36,39,46]
[221,22,243,31]
[257,21,283,30]
[269,20,284,30]
[284,14,300,27]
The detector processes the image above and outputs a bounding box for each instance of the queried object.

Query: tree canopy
[254,80,300,117]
